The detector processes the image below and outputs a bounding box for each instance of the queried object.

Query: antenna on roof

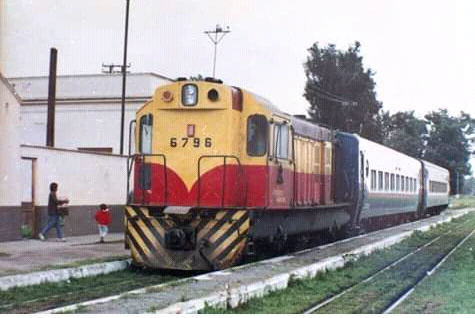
[204,24,230,78]
[101,63,131,74]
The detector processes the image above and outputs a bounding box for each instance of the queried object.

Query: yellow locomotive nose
[131,80,248,208]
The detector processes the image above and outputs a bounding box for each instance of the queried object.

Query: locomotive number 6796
[169,137,212,148]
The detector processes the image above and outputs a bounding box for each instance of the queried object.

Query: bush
[21,224,32,238]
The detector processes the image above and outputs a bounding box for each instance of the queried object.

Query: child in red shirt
[95,203,112,243]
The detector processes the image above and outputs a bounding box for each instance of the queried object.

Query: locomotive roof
[247,91,333,142]
[291,116,334,142]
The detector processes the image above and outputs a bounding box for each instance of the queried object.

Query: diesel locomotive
[125,78,449,271]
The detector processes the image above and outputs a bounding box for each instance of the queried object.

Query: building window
[390,173,395,191]
[247,115,268,156]
[385,172,389,191]
[378,171,383,190]
[396,174,400,192]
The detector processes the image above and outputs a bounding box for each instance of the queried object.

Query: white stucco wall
[0,76,22,206]
[20,146,129,206]
[20,102,141,154]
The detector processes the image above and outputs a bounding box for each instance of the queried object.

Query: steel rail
[302,219,471,314]
[382,228,475,314]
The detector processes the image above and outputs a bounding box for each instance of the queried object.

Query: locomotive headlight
[182,84,198,106]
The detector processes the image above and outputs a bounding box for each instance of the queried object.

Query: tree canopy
[423,109,474,193]
[304,41,383,142]
[383,111,427,158]
[303,42,474,192]
[383,109,474,194]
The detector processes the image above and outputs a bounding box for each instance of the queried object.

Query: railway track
[2,210,470,314]
[302,218,475,314]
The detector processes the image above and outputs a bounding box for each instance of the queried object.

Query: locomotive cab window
[139,114,153,154]
[273,123,290,160]
[247,115,268,156]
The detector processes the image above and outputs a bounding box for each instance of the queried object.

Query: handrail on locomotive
[127,119,248,208]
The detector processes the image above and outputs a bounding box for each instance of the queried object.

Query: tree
[423,109,475,194]
[304,42,383,142]
[383,111,428,158]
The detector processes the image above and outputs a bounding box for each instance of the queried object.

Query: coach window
[371,170,376,191]
[247,115,268,156]
[139,114,153,154]
[273,123,290,160]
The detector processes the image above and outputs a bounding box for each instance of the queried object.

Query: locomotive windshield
[247,115,268,156]
[139,114,153,154]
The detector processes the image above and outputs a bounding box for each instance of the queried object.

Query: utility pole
[120,0,131,155]
[204,24,230,78]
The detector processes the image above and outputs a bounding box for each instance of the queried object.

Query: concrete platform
[0,233,128,277]
[43,208,473,314]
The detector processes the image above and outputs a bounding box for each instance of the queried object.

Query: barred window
[378,171,383,190]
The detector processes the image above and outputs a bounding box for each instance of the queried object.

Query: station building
[0,72,172,241]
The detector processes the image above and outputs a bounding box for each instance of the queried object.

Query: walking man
[38,182,69,241]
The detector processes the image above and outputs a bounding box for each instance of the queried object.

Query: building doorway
[21,157,37,236]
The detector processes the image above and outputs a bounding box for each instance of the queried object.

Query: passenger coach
[335,133,449,231]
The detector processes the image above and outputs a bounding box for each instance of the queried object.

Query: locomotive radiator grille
[125,206,250,270]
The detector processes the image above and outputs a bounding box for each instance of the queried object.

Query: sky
[2,0,475,119]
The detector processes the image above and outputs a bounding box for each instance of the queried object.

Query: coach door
[267,116,294,207]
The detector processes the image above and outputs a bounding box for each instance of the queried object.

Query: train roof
[246,91,333,142]
[291,116,333,142]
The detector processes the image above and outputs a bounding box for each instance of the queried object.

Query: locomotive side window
[139,114,153,154]
[273,123,290,160]
[247,115,268,157]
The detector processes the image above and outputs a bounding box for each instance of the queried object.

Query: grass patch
[38,255,129,271]
[199,213,475,314]
[393,230,475,313]
[449,195,475,210]
[0,268,176,313]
